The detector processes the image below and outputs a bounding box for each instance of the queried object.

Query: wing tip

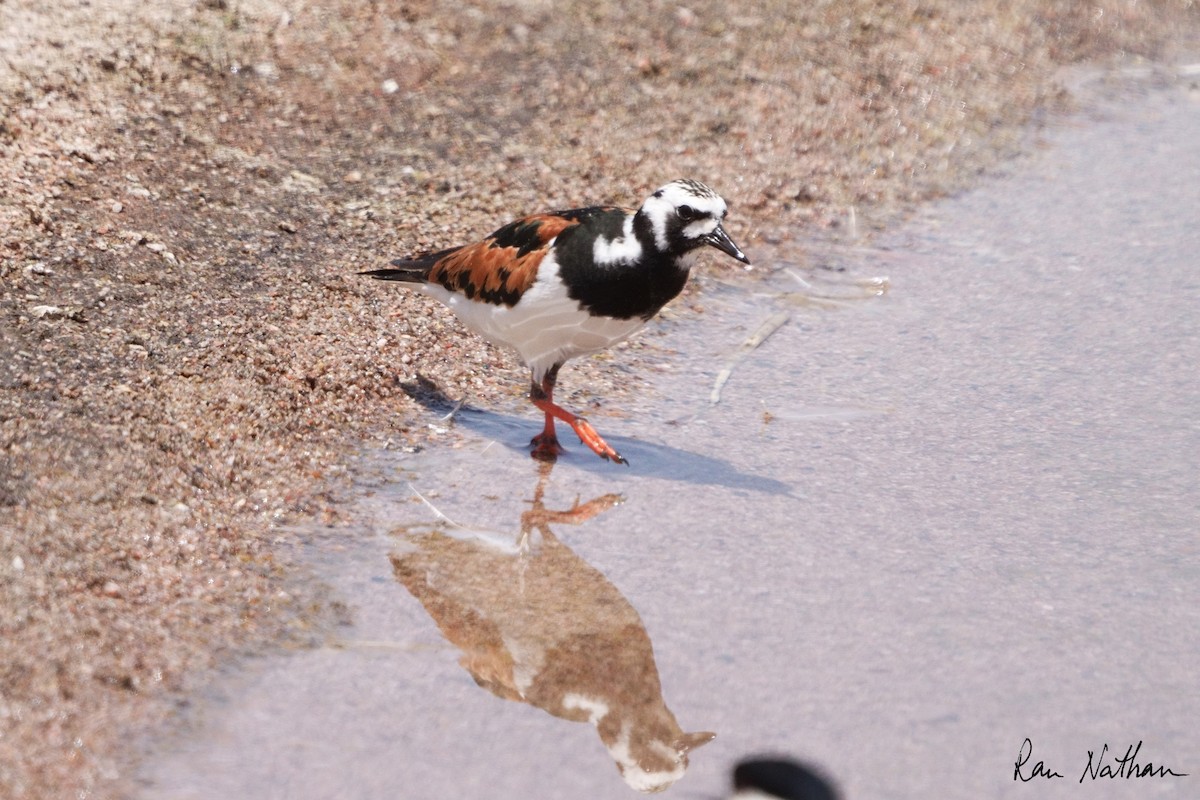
[360,266,426,282]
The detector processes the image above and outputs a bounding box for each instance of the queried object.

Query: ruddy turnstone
[362,179,749,464]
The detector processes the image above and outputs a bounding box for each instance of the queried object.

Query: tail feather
[359,265,430,283]
[360,245,462,283]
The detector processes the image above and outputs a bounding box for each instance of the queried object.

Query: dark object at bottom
[733,757,840,800]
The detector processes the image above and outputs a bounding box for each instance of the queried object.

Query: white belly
[423,252,646,381]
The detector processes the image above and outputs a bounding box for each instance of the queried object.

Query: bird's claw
[571,417,628,466]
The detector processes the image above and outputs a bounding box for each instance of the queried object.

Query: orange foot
[568,417,628,466]
[530,432,566,462]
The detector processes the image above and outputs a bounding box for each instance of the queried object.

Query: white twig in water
[409,484,466,528]
[784,268,889,307]
[785,268,813,290]
[439,397,467,421]
[408,484,516,545]
[711,311,790,405]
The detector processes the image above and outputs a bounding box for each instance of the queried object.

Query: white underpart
[422,249,645,382]
[592,214,642,264]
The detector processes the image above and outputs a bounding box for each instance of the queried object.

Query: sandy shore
[2,1,1197,796]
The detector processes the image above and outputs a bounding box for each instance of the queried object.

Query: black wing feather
[360,246,463,282]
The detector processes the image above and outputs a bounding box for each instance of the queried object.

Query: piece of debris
[711,311,790,405]
[29,304,87,322]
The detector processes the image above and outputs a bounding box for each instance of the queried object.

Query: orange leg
[528,365,627,465]
[529,404,565,461]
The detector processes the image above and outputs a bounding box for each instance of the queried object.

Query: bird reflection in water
[390,462,714,793]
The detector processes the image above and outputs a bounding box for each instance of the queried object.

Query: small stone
[11,556,24,571]
[102,581,122,598]
[381,78,400,94]
[285,170,324,192]
[29,303,84,321]
[278,221,297,234]
[343,170,363,184]
[65,142,98,163]
[30,305,63,319]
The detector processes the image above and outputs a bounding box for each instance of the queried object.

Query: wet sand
[2,1,1199,797]
[135,67,1198,798]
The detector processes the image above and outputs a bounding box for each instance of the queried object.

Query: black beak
[703,225,751,265]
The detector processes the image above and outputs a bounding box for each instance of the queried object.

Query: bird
[361,179,750,465]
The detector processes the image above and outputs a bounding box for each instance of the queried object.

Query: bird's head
[638,179,750,265]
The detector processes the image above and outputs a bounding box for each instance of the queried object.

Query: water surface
[137,68,1199,800]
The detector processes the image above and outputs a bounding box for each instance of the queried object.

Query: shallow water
[137,68,1200,799]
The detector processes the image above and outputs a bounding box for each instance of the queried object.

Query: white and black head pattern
[637,179,749,264]
[557,178,749,321]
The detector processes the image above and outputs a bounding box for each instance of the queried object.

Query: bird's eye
[679,205,698,221]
